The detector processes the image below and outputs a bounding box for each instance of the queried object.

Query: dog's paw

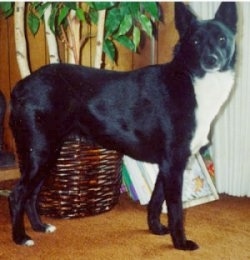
[185,240,199,250]
[13,233,34,246]
[148,221,170,235]
[45,224,56,233]
[24,239,35,246]
[175,240,199,251]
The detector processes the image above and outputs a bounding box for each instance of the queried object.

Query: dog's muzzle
[201,54,221,72]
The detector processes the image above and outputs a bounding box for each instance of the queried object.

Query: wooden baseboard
[0,167,20,181]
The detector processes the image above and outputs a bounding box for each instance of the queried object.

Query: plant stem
[14,2,30,78]
[94,10,106,69]
[44,3,60,64]
[67,10,80,64]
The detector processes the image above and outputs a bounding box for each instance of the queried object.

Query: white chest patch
[190,70,235,154]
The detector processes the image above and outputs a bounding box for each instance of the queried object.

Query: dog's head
[174,2,237,77]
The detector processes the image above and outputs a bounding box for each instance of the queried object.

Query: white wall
[190,2,250,196]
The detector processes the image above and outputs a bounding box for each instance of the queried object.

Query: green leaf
[34,2,51,19]
[49,4,57,33]
[28,12,40,35]
[120,2,140,16]
[115,35,134,52]
[58,5,70,25]
[117,14,132,36]
[36,3,50,19]
[141,2,159,21]
[132,26,140,51]
[76,8,85,21]
[92,2,114,11]
[30,2,41,9]
[0,2,14,17]
[105,8,122,37]
[89,8,98,24]
[118,3,130,16]
[64,2,77,10]
[138,14,152,37]
[0,2,11,12]
[103,39,116,61]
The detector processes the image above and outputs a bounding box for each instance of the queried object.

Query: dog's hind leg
[9,134,59,246]
[25,180,56,234]
[9,158,57,245]
[9,179,34,246]
[147,174,170,235]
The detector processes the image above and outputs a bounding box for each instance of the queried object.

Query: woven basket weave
[38,135,122,218]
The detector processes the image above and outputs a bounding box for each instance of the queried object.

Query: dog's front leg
[148,174,169,235]
[158,160,198,250]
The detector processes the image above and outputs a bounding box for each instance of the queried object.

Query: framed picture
[122,147,219,212]
[182,151,219,209]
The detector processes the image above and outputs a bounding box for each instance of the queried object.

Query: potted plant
[0,2,159,217]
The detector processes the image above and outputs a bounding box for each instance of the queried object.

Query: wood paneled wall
[0,16,19,152]
[0,2,178,154]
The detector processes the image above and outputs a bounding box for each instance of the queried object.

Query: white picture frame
[123,149,219,211]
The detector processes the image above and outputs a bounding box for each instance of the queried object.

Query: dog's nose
[204,55,218,68]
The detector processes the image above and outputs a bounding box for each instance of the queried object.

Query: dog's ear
[175,2,196,38]
[215,2,237,33]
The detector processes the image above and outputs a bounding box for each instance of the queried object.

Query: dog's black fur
[9,2,237,250]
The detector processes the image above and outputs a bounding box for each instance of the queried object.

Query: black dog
[9,2,237,250]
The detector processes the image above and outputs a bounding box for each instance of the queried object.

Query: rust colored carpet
[0,182,249,259]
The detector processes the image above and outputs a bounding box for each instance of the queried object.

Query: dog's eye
[219,36,226,43]
[193,39,200,46]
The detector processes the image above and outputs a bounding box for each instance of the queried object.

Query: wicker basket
[38,135,122,218]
